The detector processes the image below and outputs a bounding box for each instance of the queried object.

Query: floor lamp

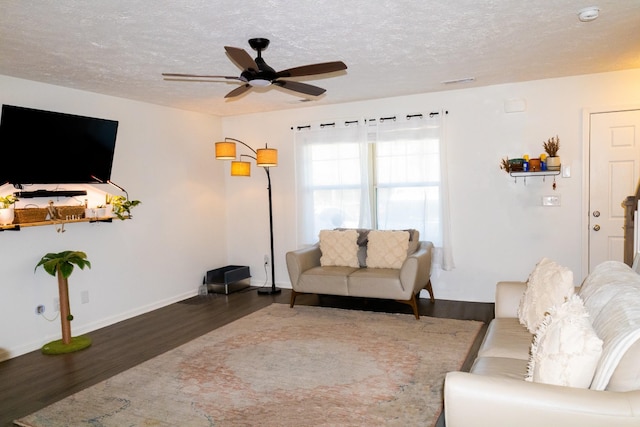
[215,137,281,295]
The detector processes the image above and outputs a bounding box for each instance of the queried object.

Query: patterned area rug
[15,304,482,427]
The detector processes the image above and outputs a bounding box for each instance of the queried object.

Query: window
[294,113,453,270]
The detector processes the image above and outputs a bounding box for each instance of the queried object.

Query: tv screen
[0,104,118,186]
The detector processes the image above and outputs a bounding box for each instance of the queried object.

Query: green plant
[0,194,18,209]
[110,195,141,220]
[35,251,91,348]
[543,135,560,157]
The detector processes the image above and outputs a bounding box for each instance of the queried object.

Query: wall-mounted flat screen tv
[0,104,119,186]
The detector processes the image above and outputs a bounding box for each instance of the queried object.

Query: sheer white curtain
[294,113,454,270]
[372,114,454,270]
[294,121,370,245]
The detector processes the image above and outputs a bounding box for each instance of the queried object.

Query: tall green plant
[35,251,91,347]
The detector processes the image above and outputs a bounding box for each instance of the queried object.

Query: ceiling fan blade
[224,84,252,98]
[162,73,244,81]
[273,80,326,96]
[276,61,347,78]
[224,46,258,71]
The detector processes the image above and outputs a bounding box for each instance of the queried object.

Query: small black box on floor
[204,265,251,295]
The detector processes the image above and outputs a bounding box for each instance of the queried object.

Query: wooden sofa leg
[398,294,421,320]
[425,279,435,303]
[290,289,299,308]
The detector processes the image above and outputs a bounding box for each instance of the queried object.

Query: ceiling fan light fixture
[249,79,271,87]
[578,6,600,22]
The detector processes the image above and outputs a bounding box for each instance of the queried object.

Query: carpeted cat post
[35,250,92,354]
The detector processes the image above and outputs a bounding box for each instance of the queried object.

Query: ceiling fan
[162,38,347,99]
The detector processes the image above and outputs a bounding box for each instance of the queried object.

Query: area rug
[15,304,483,427]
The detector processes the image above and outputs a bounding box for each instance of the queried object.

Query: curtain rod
[292,110,448,130]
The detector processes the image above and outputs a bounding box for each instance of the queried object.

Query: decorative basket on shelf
[14,206,49,224]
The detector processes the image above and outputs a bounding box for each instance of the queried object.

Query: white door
[589,109,640,271]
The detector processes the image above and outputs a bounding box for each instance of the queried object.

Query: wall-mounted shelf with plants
[500,135,563,189]
[0,192,141,233]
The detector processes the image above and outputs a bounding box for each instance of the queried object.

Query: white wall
[0,75,227,360]
[221,69,640,303]
[3,69,638,360]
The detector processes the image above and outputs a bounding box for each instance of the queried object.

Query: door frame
[581,104,640,280]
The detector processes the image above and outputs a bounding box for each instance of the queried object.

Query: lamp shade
[215,141,236,159]
[256,148,278,167]
[231,160,251,176]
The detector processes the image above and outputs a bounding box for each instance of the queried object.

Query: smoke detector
[578,6,600,22]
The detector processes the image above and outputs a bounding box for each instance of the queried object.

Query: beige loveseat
[444,260,640,427]
[285,229,434,319]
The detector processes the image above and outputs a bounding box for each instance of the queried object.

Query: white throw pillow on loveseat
[518,257,575,333]
[366,230,410,269]
[526,294,603,388]
[319,229,359,268]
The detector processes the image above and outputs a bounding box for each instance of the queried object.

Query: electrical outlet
[54,298,60,312]
[264,254,269,265]
[36,305,45,315]
[542,195,561,207]
[81,290,89,304]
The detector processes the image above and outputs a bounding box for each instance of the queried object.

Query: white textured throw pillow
[366,230,410,269]
[526,294,603,388]
[518,257,575,333]
[319,229,359,268]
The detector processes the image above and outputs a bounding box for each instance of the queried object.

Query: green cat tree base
[42,335,92,355]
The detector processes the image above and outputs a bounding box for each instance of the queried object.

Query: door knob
[593,211,600,217]
[593,224,601,231]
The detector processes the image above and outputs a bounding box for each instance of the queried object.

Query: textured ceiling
[0,1,639,117]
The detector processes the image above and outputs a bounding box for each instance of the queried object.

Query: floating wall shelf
[0,217,116,232]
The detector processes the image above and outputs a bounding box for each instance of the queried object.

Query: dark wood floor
[0,288,494,427]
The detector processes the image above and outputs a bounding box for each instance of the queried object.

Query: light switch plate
[542,195,561,206]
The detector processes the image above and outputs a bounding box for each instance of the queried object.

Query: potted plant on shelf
[110,195,141,220]
[35,251,92,354]
[543,135,561,171]
[0,194,19,225]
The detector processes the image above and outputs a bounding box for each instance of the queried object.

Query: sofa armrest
[286,244,321,288]
[400,241,433,294]
[444,371,640,427]
[495,281,526,318]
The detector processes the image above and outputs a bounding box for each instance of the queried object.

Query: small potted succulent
[0,194,19,225]
[543,135,561,171]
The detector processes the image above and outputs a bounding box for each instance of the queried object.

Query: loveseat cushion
[477,318,533,360]
[347,267,406,299]
[296,266,357,295]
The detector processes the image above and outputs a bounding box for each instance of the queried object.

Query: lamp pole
[258,166,280,295]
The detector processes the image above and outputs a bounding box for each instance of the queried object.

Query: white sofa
[444,261,640,427]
